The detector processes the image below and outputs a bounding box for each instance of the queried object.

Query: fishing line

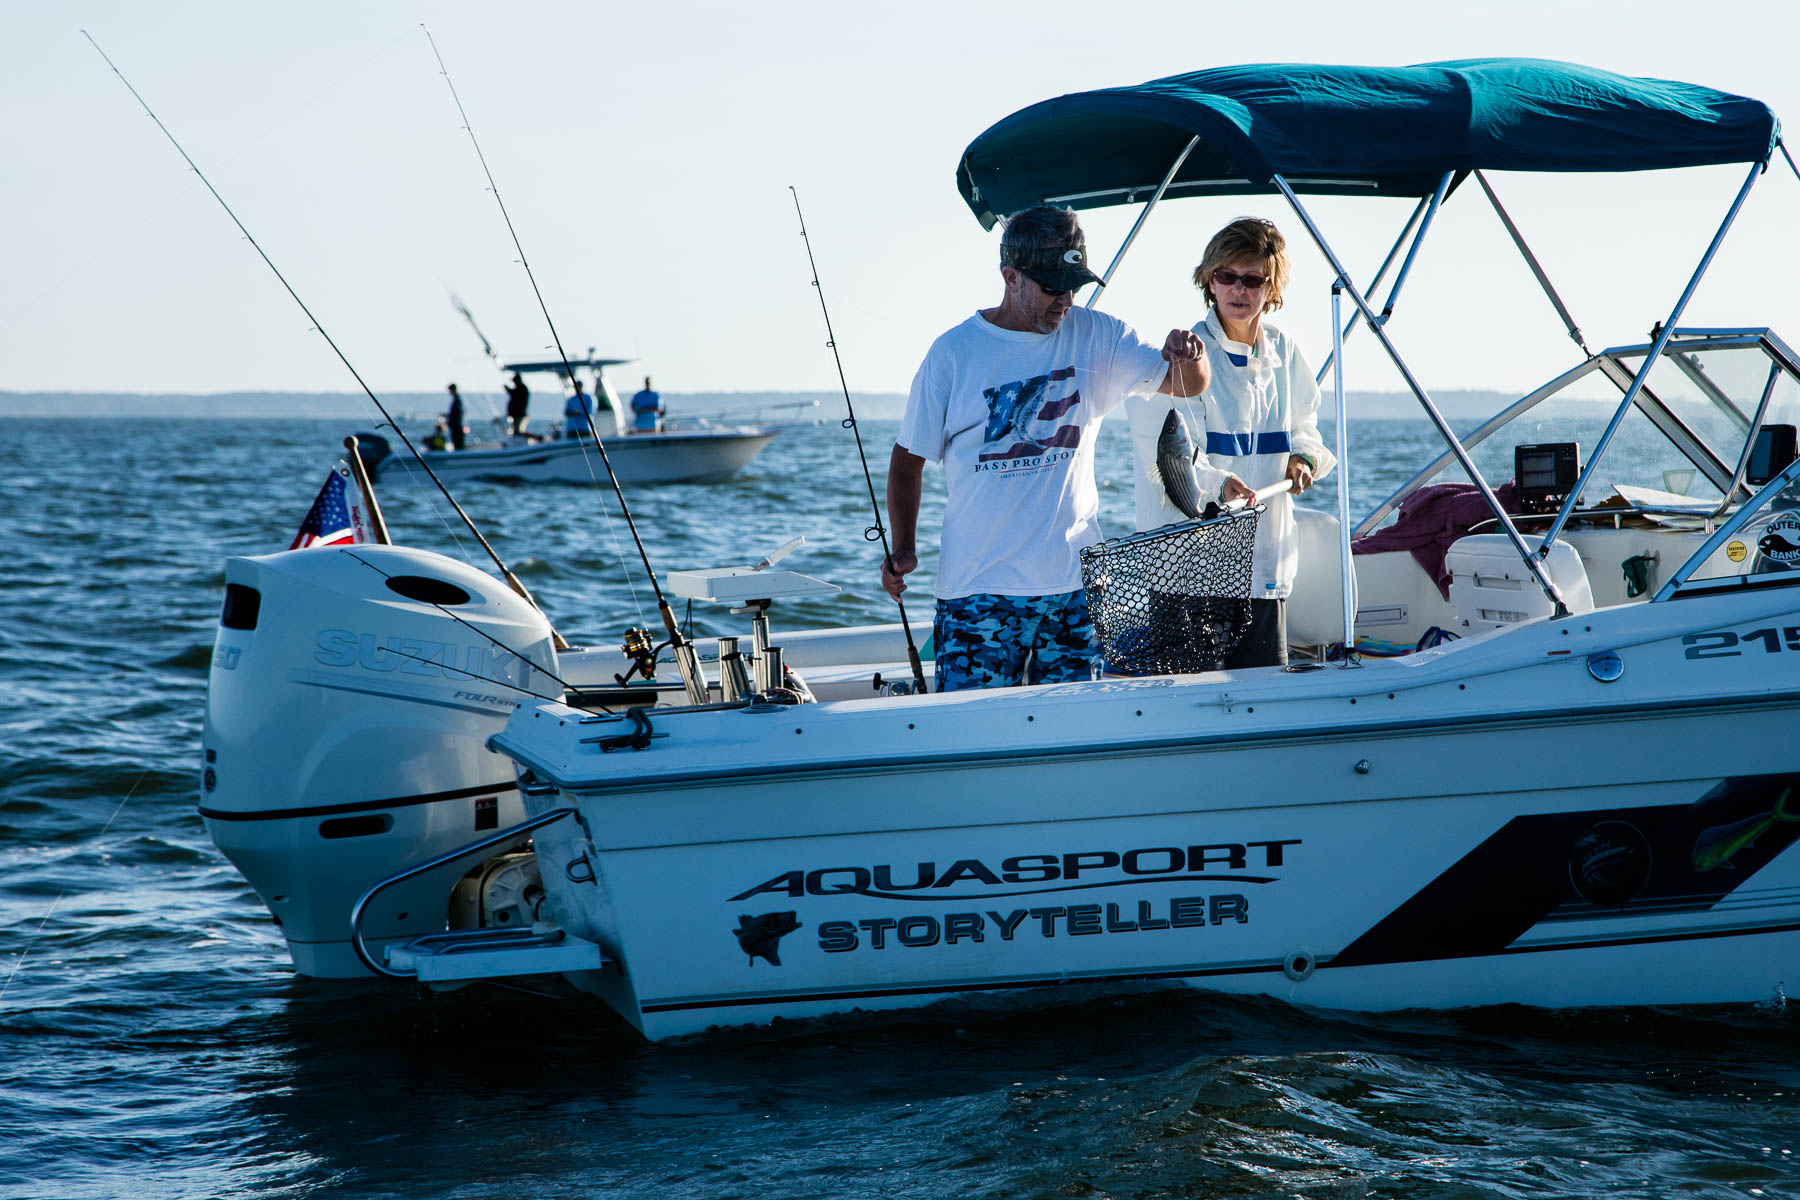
[1,29,414,335]
[0,764,152,1003]
[789,187,930,695]
[425,29,646,626]
[570,421,650,624]
[362,643,561,704]
[82,32,564,647]
[0,894,64,1004]
[422,25,707,702]
[344,549,606,704]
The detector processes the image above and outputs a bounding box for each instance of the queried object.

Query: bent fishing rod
[83,32,562,646]
[422,25,709,705]
[789,187,930,696]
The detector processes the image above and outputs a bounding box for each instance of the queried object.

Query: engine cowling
[201,543,556,976]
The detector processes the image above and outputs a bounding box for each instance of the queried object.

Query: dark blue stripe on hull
[639,917,1800,1015]
[1332,772,1800,967]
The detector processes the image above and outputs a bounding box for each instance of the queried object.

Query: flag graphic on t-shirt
[978,366,1082,464]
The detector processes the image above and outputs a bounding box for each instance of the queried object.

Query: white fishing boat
[203,60,1800,1040]
[358,356,781,485]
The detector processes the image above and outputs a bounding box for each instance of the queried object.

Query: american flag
[289,460,374,550]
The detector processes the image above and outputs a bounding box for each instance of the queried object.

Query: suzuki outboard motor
[201,544,557,976]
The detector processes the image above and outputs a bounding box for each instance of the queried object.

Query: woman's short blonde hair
[1192,217,1290,314]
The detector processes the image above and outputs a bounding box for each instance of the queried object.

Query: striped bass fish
[1156,407,1205,519]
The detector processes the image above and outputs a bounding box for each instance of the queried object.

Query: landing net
[1080,507,1260,676]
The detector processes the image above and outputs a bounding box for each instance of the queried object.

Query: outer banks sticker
[1759,512,1800,564]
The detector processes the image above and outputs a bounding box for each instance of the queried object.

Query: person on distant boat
[505,371,531,437]
[425,419,450,452]
[883,205,1209,691]
[1125,217,1336,668]
[564,379,598,439]
[630,375,664,434]
[444,383,466,450]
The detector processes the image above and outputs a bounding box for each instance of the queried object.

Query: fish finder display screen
[1747,425,1797,487]
[1515,442,1580,514]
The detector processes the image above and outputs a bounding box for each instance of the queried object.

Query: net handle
[1225,479,1294,513]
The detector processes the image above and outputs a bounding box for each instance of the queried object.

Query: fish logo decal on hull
[1568,821,1653,906]
[734,911,802,966]
[1693,788,1798,872]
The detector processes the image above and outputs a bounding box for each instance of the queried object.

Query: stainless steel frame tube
[1314,195,1430,384]
[1331,282,1358,667]
[1538,159,1763,554]
[1086,136,1200,310]
[1271,174,1569,613]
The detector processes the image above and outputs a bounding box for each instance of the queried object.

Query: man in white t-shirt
[882,206,1210,691]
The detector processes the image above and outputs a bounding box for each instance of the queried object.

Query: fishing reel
[871,671,919,697]
[618,626,658,684]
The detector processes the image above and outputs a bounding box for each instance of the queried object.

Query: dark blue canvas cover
[958,59,1779,226]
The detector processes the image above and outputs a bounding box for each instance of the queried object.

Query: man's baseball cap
[1004,240,1103,294]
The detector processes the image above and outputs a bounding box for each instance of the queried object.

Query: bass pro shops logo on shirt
[976,366,1083,474]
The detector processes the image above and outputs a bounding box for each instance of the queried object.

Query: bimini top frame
[957,59,1788,628]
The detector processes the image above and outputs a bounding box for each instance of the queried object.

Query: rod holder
[719,637,750,702]
[672,640,710,705]
[750,607,773,692]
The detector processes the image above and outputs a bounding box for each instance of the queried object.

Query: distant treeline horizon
[0,387,1542,422]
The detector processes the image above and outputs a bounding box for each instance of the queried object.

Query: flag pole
[343,437,391,546]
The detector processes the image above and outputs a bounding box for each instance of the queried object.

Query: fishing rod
[789,187,930,696]
[422,24,709,706]
[452,292,502,367]
[448,291,513,434]
[82,31,566,649]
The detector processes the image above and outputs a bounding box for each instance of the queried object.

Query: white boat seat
[1287,506,1352,648]
[1446,534,1594,632]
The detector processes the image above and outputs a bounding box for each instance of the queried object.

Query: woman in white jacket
[1125,217,1335,667]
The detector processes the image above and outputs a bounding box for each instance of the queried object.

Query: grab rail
[348,807,576,979]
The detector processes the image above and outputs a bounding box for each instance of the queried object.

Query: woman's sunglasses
[1211,269,1268,290]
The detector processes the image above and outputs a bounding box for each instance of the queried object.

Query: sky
[4,0,1799,404]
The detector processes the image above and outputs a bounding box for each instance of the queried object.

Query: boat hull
[494,586,1800,1038]
[375,428,778,485]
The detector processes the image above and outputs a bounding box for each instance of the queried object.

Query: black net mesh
[1080,508,1260,675]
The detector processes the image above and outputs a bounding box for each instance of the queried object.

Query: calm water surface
[2,415,1798,1200]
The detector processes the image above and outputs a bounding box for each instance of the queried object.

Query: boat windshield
[1368,331,1800,526]
[1609,338,1800,487]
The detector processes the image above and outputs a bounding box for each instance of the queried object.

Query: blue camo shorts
[932,589,1097,692]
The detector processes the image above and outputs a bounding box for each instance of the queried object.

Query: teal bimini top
[957,59,1780,227]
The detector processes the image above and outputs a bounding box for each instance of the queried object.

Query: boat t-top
[202,59,1800,1040]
